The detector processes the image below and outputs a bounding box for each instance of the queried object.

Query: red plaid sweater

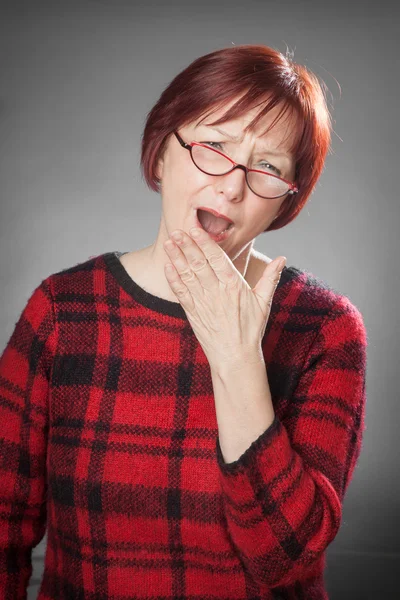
[0,251,367,600]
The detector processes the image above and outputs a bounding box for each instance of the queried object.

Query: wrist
[210,348,266,378]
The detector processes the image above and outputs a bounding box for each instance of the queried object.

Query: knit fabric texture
[0,251,368,600]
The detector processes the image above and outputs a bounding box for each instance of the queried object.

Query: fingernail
[190,227,202,238]
[276,257,287,271]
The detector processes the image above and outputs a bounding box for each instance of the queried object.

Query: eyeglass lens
[191,145,289,199]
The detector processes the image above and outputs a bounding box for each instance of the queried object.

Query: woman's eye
[260,162,282,176]
[201,141,223,150]
[200,142,282,176]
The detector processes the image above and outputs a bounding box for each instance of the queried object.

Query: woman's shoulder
[48,251,114,276]
[41,251,113,296]
[253,250,365,327]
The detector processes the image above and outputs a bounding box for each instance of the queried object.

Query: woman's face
[156,98,297,260]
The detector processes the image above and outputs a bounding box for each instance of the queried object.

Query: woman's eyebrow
[204,125,291,158]
[206,125,241,142]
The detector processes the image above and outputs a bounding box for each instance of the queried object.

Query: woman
[0,45,367,599]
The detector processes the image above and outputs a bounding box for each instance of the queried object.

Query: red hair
[140,44,332,232]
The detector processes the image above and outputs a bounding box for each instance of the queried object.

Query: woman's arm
[0,279,56,599]
[210,358,276,464]
[212,295,367,589]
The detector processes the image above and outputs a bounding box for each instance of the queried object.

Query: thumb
[252,256,286,309]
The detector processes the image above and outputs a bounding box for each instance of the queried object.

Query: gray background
[0,1,398,598]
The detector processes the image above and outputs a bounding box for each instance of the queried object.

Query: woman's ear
[155,156,164,180]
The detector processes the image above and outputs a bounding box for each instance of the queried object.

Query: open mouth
[196,208,234,234]
[195,208,234,241]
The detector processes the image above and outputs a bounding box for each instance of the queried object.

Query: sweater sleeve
[215,296,367,589]
[0,278,56,599]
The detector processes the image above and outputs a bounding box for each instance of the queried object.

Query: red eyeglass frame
[173,131,299,199]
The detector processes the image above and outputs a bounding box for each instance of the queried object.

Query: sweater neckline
[104,251,188,320]
[103,250,292,321]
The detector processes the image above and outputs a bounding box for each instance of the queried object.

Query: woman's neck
[118,241,266,303]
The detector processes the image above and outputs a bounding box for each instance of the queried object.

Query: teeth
[218,224,232,235]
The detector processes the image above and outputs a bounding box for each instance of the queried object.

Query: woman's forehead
[191,106,298,154]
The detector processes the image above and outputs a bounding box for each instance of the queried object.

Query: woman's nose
[216,166,247,198]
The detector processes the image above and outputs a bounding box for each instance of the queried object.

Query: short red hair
[140,44,332,232]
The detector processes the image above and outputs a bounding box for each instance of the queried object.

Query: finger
[188,227,237,287]
[164,235,206,299]
[253,257,286,311]
[170,229,220,291]
[163,259,196,310]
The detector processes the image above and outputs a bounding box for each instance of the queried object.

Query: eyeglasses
[174,131,298,200]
